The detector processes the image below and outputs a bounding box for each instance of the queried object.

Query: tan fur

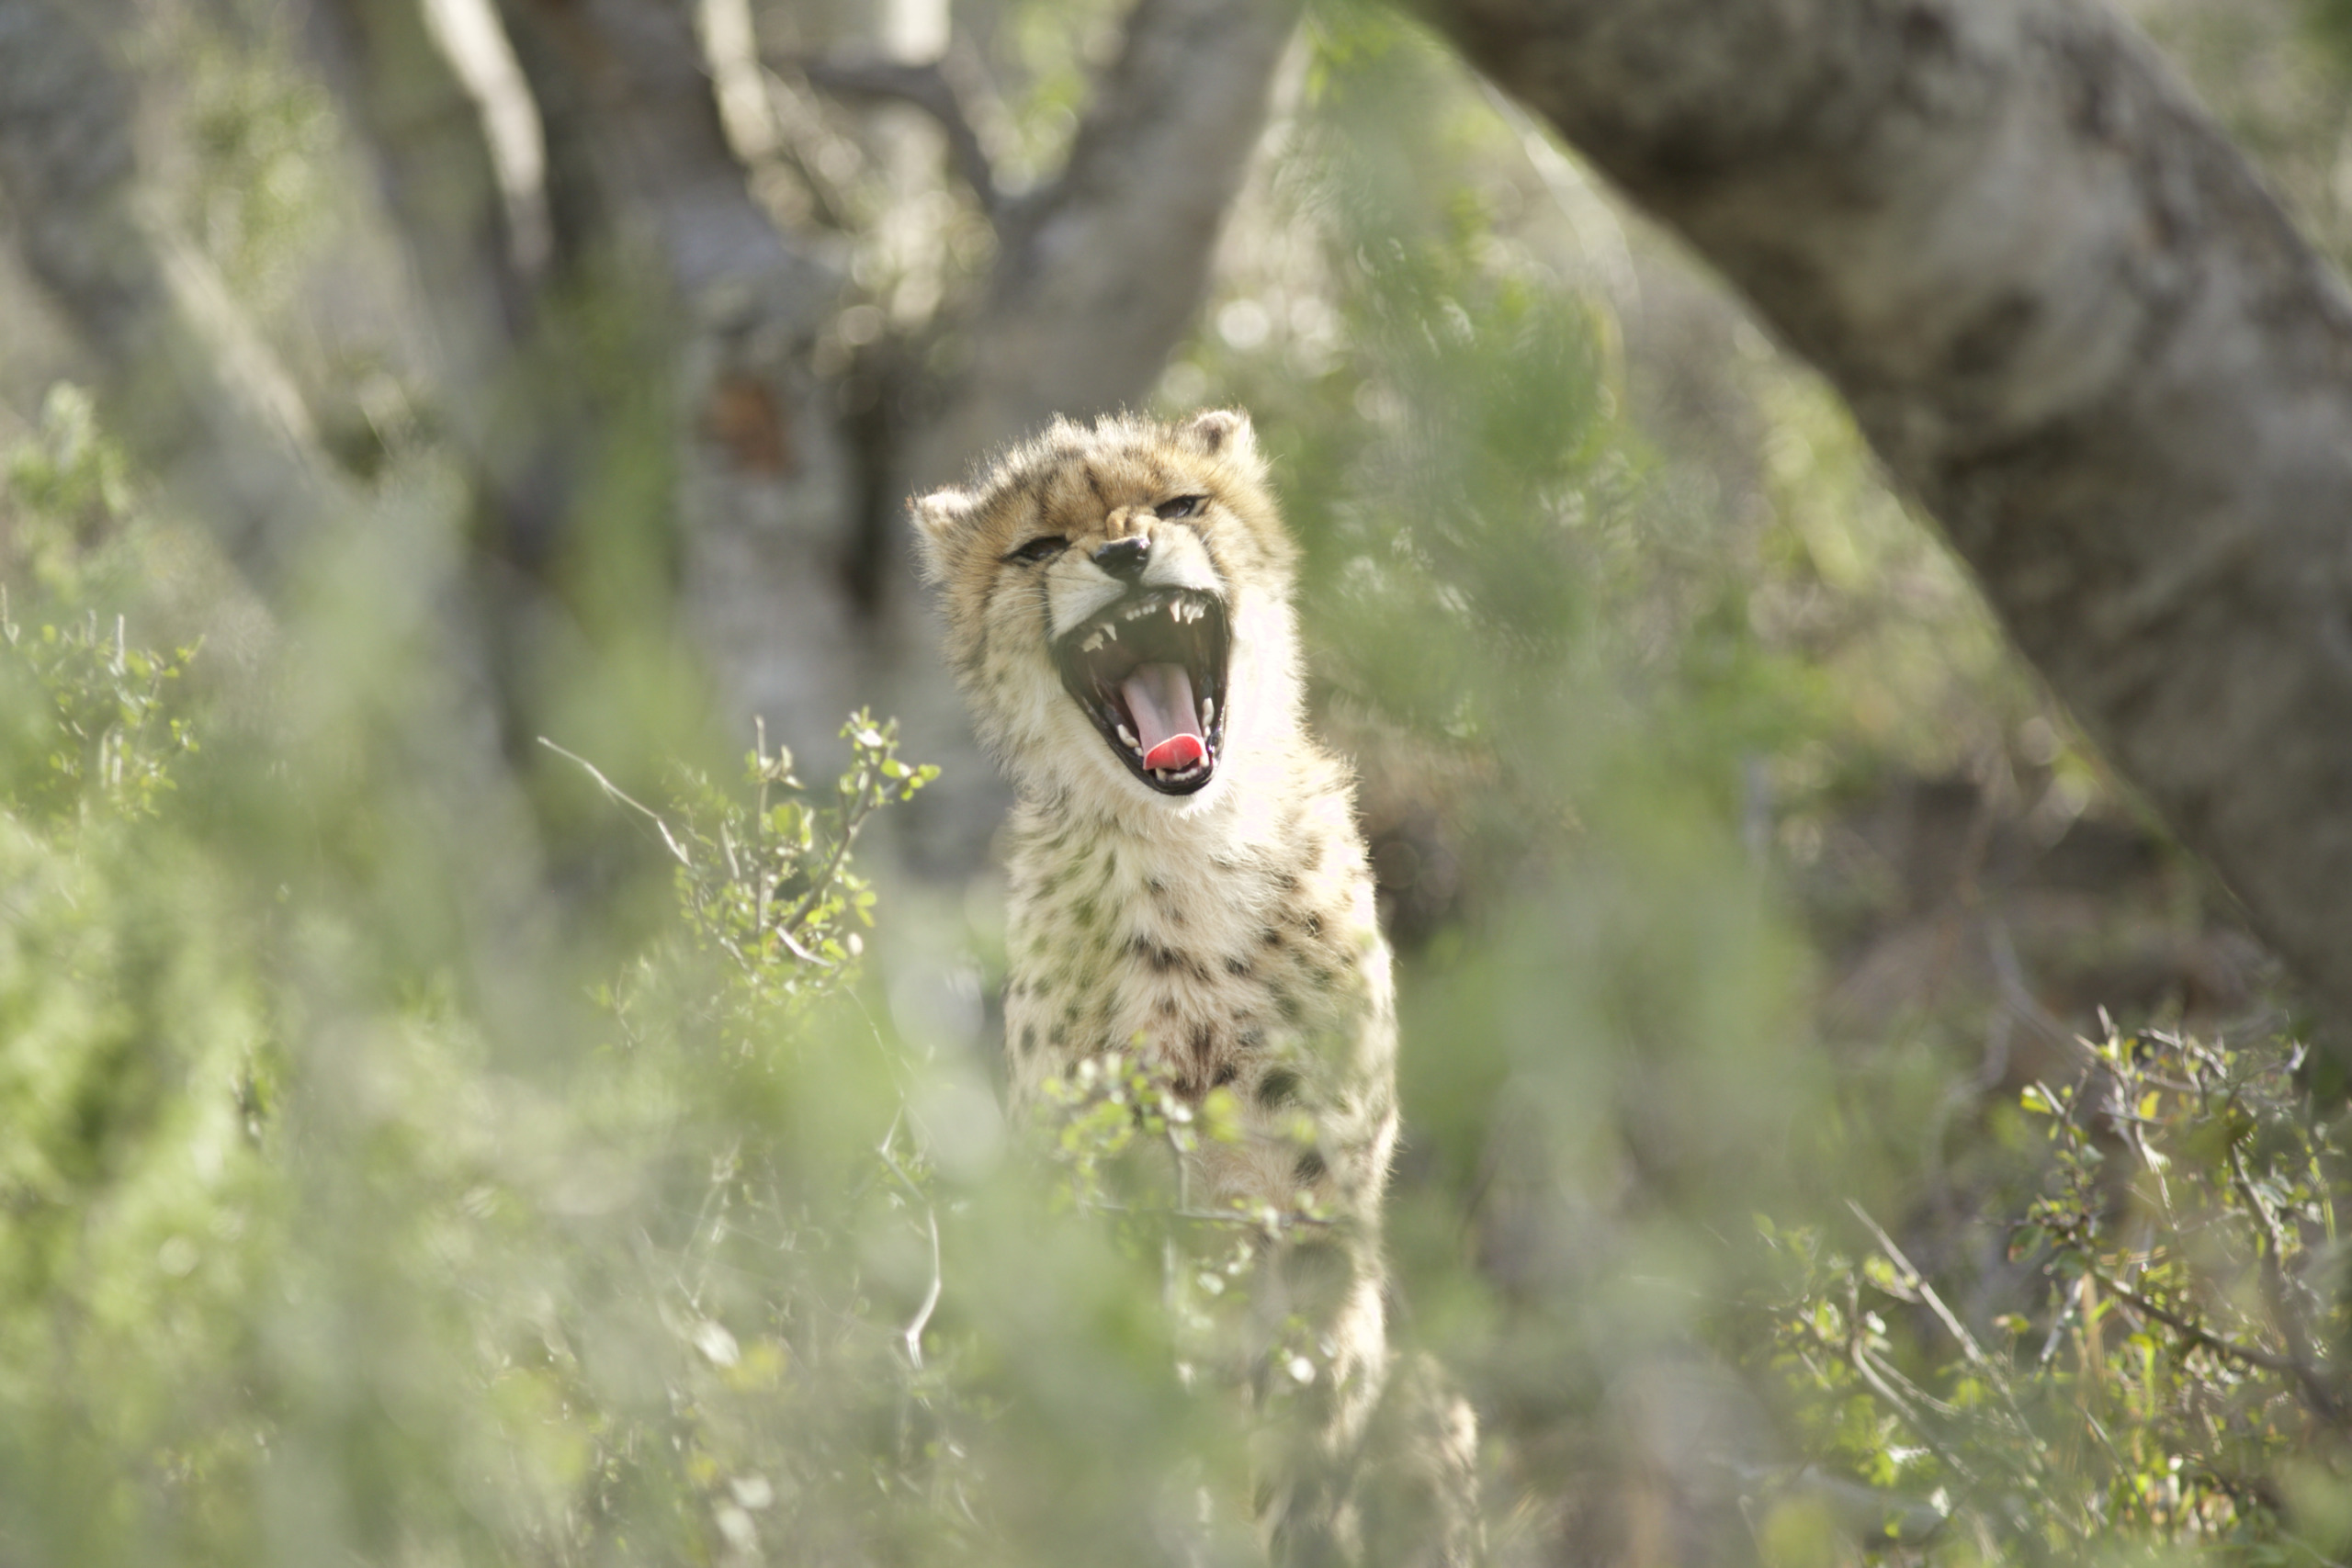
[913,410,1407,1558]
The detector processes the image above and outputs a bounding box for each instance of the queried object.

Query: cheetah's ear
[1178,408,1260,471]
[909,486,978,581]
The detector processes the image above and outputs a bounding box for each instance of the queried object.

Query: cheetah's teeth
[1117,722,1140,751]
[1200,697,1215,729]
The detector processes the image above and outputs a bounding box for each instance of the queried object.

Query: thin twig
[1847,1200,1996,1376]
[1848,1198,2059,1476]
[537,736,692,866]
[771,920,833,968]
[905,1206,943,1371]
[875,1122,943,1371]
[1835,1324,1977,1483]
[1807,1314,2093,1544]
[2088,1259,2342,1420]
[1986,921,2103,1075]
[679,1138,742,1312]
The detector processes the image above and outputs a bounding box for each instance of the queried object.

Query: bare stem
[537,736,692,866]
[2086,1257,2346,1429]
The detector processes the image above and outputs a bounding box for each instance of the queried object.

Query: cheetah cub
[914,410,1469,1563]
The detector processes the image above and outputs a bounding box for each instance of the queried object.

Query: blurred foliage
[0,609,197,826]
[0,395,1263,1564]
[1,0,2349,1565]
[980,0,1130,190]
[3,384,143,603]
[156,8,343,314]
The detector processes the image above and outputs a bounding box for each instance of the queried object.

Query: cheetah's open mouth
[1054,588,1229,796]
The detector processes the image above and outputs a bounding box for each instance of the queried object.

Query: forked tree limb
[910,0,1301,489]
[1416,0,2352,1041]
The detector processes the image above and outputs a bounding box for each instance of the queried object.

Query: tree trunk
[1418,0,2352,1040]
[0,0,1296,873]
[0,0,347,589]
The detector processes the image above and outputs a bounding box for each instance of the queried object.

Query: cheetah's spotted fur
[913,409,1420,1558]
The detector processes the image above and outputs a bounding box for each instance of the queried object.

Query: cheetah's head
[910,409,1302,809]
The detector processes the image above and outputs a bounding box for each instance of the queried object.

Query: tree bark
[1,0,1295,867]
[306,0,528,423]
[1415,0,2352,1038]
[909,0,1300,492]
[460,0,1295,809]
[0,0,345,589]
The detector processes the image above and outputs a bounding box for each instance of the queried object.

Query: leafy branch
[547,708,938,992]
[1749,1021,2352,1560]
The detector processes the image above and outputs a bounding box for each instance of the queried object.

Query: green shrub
[1747,1023,2352,1562]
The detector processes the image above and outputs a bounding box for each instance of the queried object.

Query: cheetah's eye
[1155,495,1206,521]
[1003,536,1069,565]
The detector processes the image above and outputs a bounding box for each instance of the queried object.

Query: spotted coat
[911,408,1401,1484]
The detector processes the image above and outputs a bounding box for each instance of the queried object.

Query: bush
[1747,1023,2352,1562]
[0,527,1277,1564]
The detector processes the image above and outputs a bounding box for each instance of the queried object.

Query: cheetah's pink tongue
[1123,661,1204,772]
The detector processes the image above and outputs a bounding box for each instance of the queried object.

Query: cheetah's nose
[1091,536,1149,580]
